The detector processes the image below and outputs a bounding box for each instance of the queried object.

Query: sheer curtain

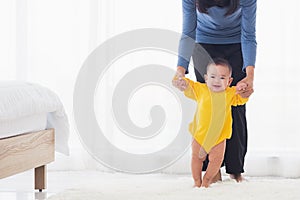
[1,0,300,177]
[0,1,16,80]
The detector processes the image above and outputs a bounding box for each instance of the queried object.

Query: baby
[173,58,248,187]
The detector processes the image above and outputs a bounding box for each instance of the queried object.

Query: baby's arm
[182,78,201,100]
[173,77,202,100]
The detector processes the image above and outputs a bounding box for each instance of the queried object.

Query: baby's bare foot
[194,180,202,188]
[201,177,211,188]
[212,170,222,183]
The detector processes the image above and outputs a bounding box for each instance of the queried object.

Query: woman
[173,0,256,182]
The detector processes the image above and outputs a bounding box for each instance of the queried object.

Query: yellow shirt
[184,78,248,153]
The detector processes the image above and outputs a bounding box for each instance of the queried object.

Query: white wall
[0,0,300,177]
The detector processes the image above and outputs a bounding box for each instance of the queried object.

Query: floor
[0,171,189,200]
[0,171,96,200]
[1,171,300,200]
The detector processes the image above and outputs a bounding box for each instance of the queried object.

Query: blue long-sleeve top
[177,0,257,72]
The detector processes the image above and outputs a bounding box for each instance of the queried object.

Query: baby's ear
[204,74,208,82]
[228,77,233,86]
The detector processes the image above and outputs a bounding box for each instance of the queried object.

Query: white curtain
[1,0,300,177]
[0,1,16,80]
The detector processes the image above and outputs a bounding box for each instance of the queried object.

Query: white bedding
[0,81,69,155]
[0,113,47,138]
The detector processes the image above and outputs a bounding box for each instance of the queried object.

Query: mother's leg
[224,44,248,181]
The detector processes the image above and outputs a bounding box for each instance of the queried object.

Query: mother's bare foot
[230,173,244,182]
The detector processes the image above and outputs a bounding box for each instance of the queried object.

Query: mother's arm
[237,0,257,98]
[236,66,254,98]
[174,0,197,90]
[177,0,197,74]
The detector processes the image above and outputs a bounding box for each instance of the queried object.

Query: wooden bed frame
[0,129,54,191]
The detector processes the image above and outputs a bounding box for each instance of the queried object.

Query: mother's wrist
[245,66,255,78]
[177,66,186,75]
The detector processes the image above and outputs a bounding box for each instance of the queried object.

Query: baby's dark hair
[207,57,232,75]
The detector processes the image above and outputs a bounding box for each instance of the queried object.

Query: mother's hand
[172,66,187,91]
[236,66,255,98]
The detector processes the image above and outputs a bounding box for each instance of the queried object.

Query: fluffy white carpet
[47,173,300,200]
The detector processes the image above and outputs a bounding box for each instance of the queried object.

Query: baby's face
[205,64,232,92]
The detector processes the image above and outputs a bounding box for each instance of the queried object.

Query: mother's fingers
[238,88,254,98]
[236,82,248,91]
[172,77,187,91]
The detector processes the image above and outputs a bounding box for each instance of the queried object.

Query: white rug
[47,173,300,200]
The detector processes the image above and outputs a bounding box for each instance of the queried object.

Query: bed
[0,81,69,191]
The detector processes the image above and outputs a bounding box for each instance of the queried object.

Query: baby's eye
[210,76,215,79]
[220,77,225,80]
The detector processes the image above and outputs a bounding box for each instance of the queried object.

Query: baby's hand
[199,147,207,159]
[172,75,188,91]
[236,82,247,92]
